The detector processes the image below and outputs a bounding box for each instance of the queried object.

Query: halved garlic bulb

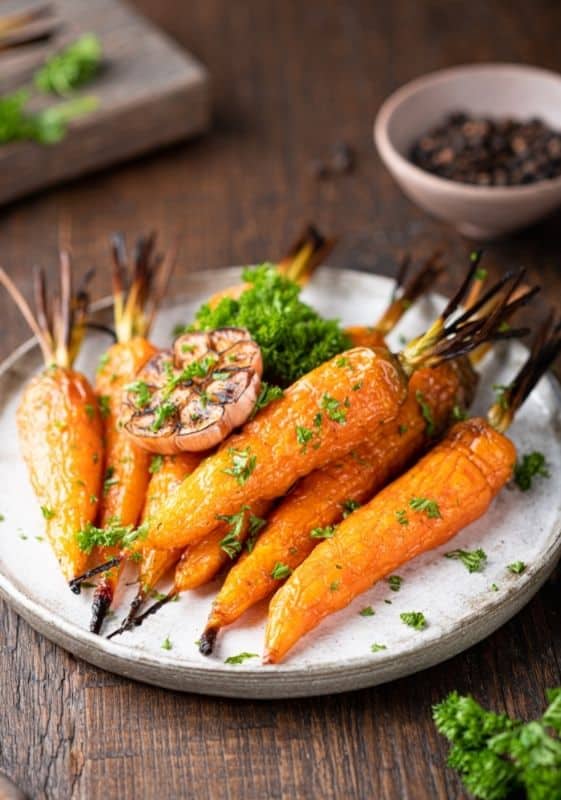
[120,327,263,453]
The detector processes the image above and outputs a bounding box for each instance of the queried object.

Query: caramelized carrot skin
[16,367,104,580]
[174,499,270,591]
[94,338,158,588]
[138,452,204,591]
[264,418,516,663]
[205,360,475,632]
[143,347,407,551]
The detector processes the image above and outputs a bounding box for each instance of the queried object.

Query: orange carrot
[264,317,560,663]
[89,232,175,632]
[0,257,103,582]
[140,258,522,555]
[201,360,474,649]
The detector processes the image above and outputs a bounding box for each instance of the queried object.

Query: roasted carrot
[89,232,175,632]
[106,252,442,636]
[116,500,272,635]
[264,317,559,664]
[105,451,203,636]
[200,359,474,651]
[0,257,104,582]
[138,259,522,555]
[138,345,406,553]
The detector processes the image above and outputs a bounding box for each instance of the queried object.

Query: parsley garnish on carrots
[296,425,314,451]
[409,497,442,519]
[271,563,292,580]
[415,391,435,436]
[433,688,561,799]
[250,382,284,418]
[223,447,257,485]
[310,525,336,539]
[321,393,348,424]
[149,455,164,474]
[513,451,549,491]
[98,395,111,419]
[76,520,147,554]
[445,548,487,573]
[395,509,409,526]
[193,265,350,385]
[342,499,361,518]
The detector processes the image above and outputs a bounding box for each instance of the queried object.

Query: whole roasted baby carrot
[88,232,175,632]
[264,318,559,664]
[138,260,522,555]
[106,451,204,636]
[113,500,272,636]
[200,359,474,652]
[0,257,104,582]
[106,251,442,636]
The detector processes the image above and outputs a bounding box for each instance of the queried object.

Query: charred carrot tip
[199,628,217,656]
[68,557,121,594]
[116,591,176,633]
[106,590,147,640]
[90,583,114,634]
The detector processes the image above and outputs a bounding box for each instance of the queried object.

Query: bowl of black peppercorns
[374,63,561,239]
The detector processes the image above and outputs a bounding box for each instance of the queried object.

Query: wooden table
[0,1,559,797]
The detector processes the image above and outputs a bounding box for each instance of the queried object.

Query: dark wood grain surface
[0,1,559,798]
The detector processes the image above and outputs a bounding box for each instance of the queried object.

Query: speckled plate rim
[0,267,560,699]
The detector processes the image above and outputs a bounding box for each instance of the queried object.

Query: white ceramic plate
[0,268,560,699]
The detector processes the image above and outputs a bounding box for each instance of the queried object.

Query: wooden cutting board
[0,0,211,206]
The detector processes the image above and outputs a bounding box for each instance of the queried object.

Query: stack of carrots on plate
[1,224,559,664]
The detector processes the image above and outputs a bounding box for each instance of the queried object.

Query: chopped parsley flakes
[149,455,164,474]
[223,447,257,485]
[360,606,375,617]
[161,637,172,651]
[310,525,336,539]
[507,561,526,575]
[342,499,361,518]
[395,509,409,526]
[250,382,284,418]
[321,393,348,424]
[271,562,292,580]
[151,400,177,432]
[76,520,147,554]
[40,505,55,520]
[415,391,435,436]
[371,643,387,653]
[513,451,549,492]
[388,575,403,592]
[445,548,487,573]
[409,496,442,519]
[224,652,259,665]
[126,379,152,408]
[400,611,427,630]
[296,425,314,451]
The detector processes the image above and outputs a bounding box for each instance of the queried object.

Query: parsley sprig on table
[0,35,101,147]
[433,688,561,800]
